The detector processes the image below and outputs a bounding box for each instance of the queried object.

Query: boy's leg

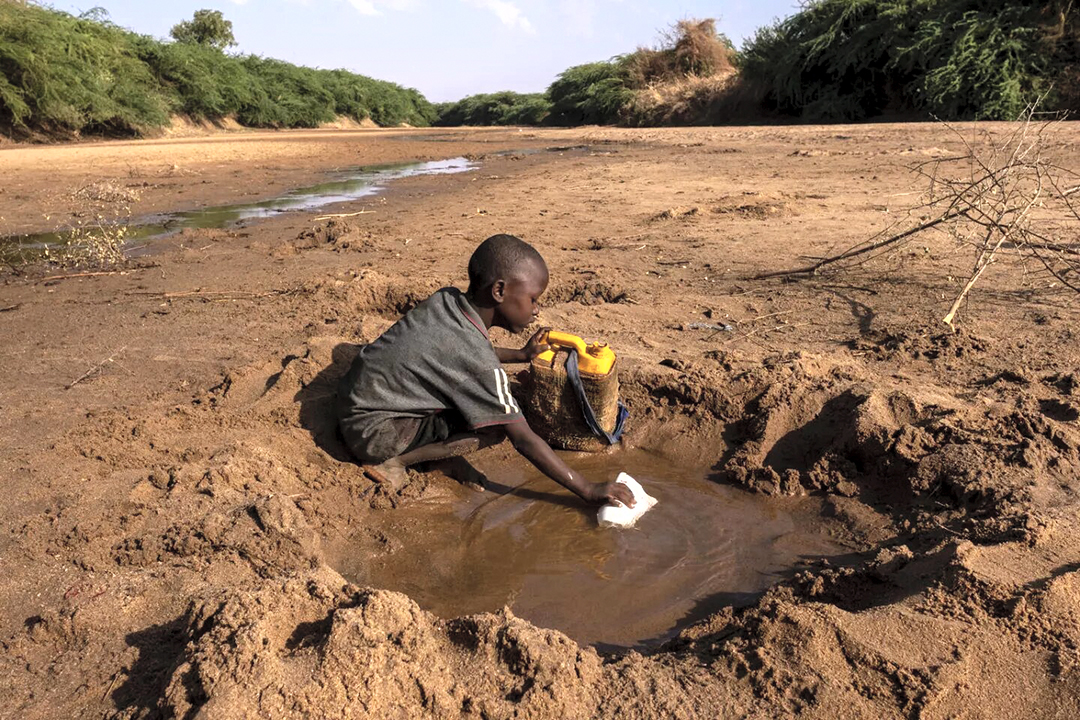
[370,426,503,490]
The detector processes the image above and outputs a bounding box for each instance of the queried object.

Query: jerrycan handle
[543,331,588,355]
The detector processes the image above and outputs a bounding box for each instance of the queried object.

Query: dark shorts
[340,411,467,464]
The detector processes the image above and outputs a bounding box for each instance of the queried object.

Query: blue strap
[564,349,628,444]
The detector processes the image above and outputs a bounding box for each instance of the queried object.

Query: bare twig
[313,210,376,221]
[942,237,1005,327]
[125,289,287,300]
[101,669,124,702]
[66,346,127,390]
[40,270,128,282]
[727,322,810,343]
[162,290,273,299]
[737,309,797,325]
[752,212,961,280]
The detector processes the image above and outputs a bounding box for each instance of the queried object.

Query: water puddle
[1,157,476,260]
[335,448,848,650]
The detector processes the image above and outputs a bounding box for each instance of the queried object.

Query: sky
[50,0,802,102]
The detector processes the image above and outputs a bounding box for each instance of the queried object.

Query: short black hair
[467,234,547,290]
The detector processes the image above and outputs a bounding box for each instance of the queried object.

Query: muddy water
[336,448,847,650]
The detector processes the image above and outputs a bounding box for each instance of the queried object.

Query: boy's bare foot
[364,459,408,492]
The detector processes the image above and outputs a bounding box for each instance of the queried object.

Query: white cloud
[348,0,379,13]
[462,0,533,32]
[558,0,625,38]
[343,0,421,16]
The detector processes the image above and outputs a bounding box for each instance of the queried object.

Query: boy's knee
[476,426,506,444]
[443,428,504,457]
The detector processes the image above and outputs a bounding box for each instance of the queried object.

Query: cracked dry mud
[1,124,1080,719]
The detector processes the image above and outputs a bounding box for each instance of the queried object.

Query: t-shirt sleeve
[452,355,526,429]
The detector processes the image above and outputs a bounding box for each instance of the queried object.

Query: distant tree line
[438,1,1079,127]
[2,1,1076,138]
[741,0,1080,121]
[0,4,435,138]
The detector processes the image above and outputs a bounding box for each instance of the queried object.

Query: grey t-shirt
[336,287,524,459]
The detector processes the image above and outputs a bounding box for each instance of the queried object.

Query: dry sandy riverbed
[1,124,1079,718]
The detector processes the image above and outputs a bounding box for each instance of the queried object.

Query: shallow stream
[0,157,476,260]
[336,448,847,650]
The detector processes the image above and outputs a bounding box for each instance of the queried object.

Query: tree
[170,9,236,50]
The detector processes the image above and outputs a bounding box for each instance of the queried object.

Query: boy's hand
[502,422,637,509]
[520,327,552,362]
[586,481,636,508]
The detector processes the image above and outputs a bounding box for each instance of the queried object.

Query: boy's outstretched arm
[503,421,635,507]
[494,327,551,364]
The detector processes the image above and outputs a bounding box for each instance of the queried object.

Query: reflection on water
[1,157,476,259]
[336,448,846,650]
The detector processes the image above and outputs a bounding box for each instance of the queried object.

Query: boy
[336,234,635,509]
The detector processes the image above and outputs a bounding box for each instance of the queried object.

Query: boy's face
[495,263,548,334]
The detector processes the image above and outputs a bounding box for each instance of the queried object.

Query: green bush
[546,62,634,125]
[901,2,1044,119]
[741,0,1077,121]
[334,73,436,127]
[0,2,434,137]
[135,37,253,119]
[0,3,169,134]
[236,56,336,128]
[434,91,550,126]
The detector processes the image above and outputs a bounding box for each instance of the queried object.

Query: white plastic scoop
[597,472,657,529]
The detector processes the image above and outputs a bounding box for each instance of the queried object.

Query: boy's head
[467,234,548,333]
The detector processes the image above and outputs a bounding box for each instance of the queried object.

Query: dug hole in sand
[119,332,1080,718]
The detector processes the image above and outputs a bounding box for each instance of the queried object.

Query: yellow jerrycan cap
[536,330,616,376]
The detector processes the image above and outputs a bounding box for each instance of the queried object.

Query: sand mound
[292,219,375,252]
[544,279,630,305]
[718,353,1080,514]
[161,567,606,719]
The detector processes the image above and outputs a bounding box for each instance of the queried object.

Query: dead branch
[125,289,287,300]
[756,105,1079,327]
[40,270,128,282]
[726,322,811,344]
[313,210,376,221]
[752,212,961,279]
[66,346,127,390]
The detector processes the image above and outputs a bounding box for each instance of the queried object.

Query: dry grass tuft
[624,19,735,89]
[630,73,737,125]
[667,19,735,78]
[70,180,142,205]
[43,221,130,269]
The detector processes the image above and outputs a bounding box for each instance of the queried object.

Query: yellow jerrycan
[525,330,628,452]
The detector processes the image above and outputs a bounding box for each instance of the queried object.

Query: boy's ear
[490,279,507,304]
